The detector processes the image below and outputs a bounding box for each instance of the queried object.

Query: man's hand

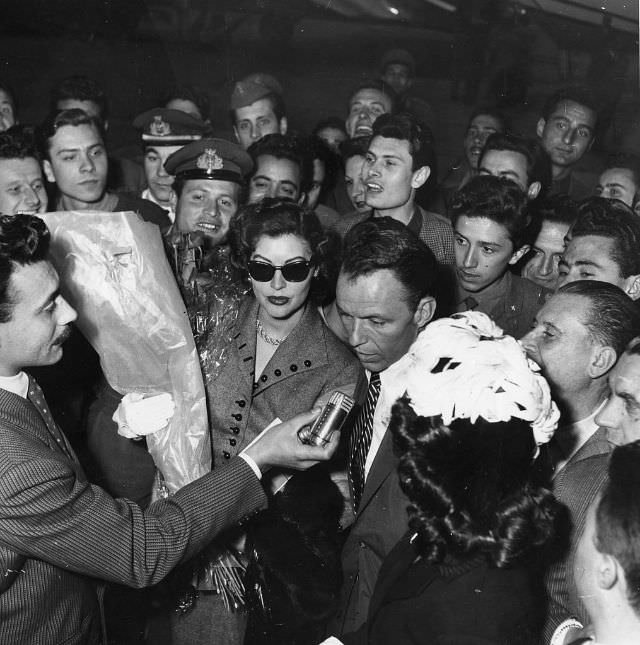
[243,408,339,473]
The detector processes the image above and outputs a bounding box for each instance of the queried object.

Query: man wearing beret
[133,108,209,223]
[164,138,253,280]
[229,73,288,150]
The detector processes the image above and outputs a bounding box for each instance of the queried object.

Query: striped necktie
[349,372,381,512]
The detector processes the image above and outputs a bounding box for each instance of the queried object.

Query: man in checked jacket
[0,213,335,645]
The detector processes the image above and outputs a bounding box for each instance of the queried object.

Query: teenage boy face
[454,215,526,292]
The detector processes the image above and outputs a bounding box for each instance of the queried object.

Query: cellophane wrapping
[42,211,210,493]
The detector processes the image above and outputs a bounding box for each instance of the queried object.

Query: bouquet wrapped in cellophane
[42,211,210,494]
[166,230,250,612]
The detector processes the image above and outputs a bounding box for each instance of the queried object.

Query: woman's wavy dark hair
[391,397,559,568]
[229,198,341,306]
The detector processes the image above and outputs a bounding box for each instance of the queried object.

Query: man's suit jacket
[207,296,364,465]
[0,383,267,645]
[342,534,537,645]
[331,419,410,635]
[542,427,613,643]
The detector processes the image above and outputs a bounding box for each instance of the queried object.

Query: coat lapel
[357,425,397,514]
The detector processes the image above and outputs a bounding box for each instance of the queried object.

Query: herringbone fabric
[349,372,381,512]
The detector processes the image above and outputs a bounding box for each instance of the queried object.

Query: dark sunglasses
[247,260,313,282]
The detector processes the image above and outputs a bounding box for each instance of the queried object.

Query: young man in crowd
[132,107,209,222]
[379,48,435,132]
[0,128,48,215]
[436,106,508,214]
[478,131,551,200]
[336,112,454,266]
[594,152,640,213]
[452,174,546,338]
[38,108,170,229]
[557,197,640,300]
[246,132,310,205]
[229,73,287,150]
[536,86,599,200]
[165,137,253,279]
[520,194,577,290]
[572,442,640,645]
[521,281,640,644]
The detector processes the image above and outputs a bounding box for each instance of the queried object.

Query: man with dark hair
[50,74,145,193]
[247,132,311,205]
[0,128,47,215]
[478,131,552,200]
[521,280,640,643]
[452,175,546,338]
[536,85,599,200]
[328,216,438,636]
[38,109,170,229]
[229,73,287,150]
[379,48,435,133]
[161,83,211,124]
[336,112,454,265]
[595,152,640,214]
[558,197,640,300]
[521,194,577,290]
[437,105,508,213]
[0,81,17,132]
[0,213,336,645]
[344,79,395,140]
[572,441,640,644]
[50,74,109,126]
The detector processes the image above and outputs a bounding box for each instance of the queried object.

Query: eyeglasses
[247,260,313,282]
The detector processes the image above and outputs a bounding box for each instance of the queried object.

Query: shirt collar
[0,371,29,398]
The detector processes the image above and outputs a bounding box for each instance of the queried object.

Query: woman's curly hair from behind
[391,397,559,568]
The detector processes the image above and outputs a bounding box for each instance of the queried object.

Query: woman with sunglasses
[167,198,363,645]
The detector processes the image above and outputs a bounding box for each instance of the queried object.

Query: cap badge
[149,115,171,136]
[197,148,224,173]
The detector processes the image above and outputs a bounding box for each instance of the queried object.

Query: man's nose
[539,254,555,277]
[349,318,366,348]
[58,296,78,325]
[562,128,576,145]
[23,186,40,208]
[519,331,539,362]
[462,247,477,268]
[80,153,95,173]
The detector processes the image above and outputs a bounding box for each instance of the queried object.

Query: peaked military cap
[164,138,253,184]
[133,108,209,145]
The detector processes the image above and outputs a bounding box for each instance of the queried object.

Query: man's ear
[624,274,640,301]
[43,159,56,184]
[597,552,618,591]
[279,117,288,136]
[588,345,617,379]
[411,165,430,190]
[413,295,436,330]
[527,181,541,201]
[508,244,530,265]
[536,117,546,139]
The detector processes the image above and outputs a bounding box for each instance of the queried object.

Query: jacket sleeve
[0,451,266,588]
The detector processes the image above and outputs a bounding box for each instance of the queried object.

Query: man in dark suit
[0,213,337,645]
[521,281,640,643]
[327,217,438,636]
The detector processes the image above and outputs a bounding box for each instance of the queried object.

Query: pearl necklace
[256,317,285,346]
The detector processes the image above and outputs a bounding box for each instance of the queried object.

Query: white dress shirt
[0,371,29,398]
